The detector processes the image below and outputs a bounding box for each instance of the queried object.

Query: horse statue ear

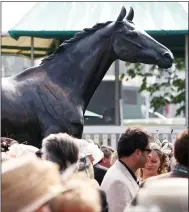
[116,6,127,22]
[126,7,134,21]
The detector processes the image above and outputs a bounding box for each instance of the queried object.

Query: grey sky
[2,1,188,32]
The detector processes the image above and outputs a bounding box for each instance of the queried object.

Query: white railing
[83,126,185,150]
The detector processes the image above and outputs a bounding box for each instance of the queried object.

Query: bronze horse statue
[1,7,173,148]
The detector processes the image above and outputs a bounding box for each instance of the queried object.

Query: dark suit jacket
[99,189,109,212]
[94,164,108,185]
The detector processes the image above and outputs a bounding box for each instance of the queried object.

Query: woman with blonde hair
[138,142,168,183]
[110,151,118,165]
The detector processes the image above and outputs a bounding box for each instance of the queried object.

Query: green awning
[2,2,188,58]
[9,2,188,40]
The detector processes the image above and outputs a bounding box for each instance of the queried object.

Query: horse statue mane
[40,21,112,64]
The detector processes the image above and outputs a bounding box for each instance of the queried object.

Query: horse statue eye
[126,30,138,37]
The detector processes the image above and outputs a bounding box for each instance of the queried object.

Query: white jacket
[101,160,139,212]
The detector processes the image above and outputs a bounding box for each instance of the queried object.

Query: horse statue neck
[41,23,116,110]
[13,22,116,111]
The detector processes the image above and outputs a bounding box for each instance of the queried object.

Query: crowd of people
[1,127,188,212]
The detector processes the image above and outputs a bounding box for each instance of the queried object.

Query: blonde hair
[82,162,94,179]
[151,143,168,174]
[111,151,118,165]
[76,155,94,179]
[138,143,168,179]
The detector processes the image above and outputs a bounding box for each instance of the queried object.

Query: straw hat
[2,156,65,212]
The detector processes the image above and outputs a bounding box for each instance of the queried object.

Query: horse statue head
[112,6,173,68]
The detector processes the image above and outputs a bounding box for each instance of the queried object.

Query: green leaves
[151,96,169,111]
[172,78,185,91]
[127,69,136,78]
[124,58,185,116]
[119,73,125,81]
[175,58,185,71]
[139,77,147,92]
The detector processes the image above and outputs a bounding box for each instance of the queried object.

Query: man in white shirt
[101,127,152,212]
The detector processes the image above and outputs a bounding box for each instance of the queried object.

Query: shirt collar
[119,159,139,184]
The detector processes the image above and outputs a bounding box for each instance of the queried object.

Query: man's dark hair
[174,129,188,167]
[42,133,79,171]
[117,127,151,158]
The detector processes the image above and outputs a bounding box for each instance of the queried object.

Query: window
[123,89,137,105]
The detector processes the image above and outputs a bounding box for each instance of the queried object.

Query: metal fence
[83,126,185,150]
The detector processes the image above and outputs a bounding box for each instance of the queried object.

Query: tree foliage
[123,58,185,116]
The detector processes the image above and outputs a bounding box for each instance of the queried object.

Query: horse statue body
[1,7,173,147]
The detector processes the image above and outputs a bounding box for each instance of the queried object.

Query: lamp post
[185,35,188,128]
[114,60,121,125]
[31,37,34,66]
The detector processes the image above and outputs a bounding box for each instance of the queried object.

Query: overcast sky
[2,2,37,32]
[1,1,188,32]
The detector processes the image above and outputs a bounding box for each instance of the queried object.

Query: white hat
[7,143,39,158]
[89,143,104,165]
[77,139,93,156]
[76,139,103,165]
